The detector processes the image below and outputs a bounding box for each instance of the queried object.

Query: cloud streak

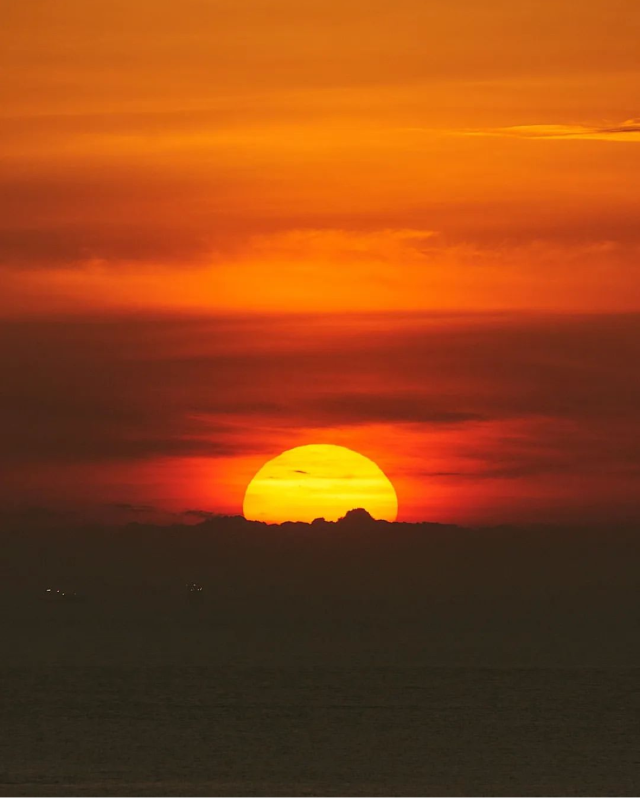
[461,120,640,142]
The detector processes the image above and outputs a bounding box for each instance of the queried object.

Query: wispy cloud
[461,120,640,142]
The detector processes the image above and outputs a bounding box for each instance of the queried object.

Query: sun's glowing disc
[243,444,398,524]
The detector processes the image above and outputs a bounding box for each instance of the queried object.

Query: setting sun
[242,444,398,524]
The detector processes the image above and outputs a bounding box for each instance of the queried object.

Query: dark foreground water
[1,667,639,796]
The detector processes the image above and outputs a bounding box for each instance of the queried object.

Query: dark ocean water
[1,666,639,796]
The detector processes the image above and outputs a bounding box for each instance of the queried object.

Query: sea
[1,666,639,796]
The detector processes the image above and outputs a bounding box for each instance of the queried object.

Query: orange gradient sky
[1,0,639,524]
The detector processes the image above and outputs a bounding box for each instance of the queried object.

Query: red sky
[1,0,639,524]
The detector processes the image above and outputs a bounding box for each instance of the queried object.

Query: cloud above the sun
[458,119,640,142]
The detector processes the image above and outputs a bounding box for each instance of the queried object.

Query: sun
[242,444,398,524]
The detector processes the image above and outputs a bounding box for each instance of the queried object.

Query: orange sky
[1,0,639,524]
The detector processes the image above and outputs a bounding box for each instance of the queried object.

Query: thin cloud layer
[1,312,639,523]
[463,120,640,141]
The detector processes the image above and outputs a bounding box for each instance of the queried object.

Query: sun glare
[242,444,398,524]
